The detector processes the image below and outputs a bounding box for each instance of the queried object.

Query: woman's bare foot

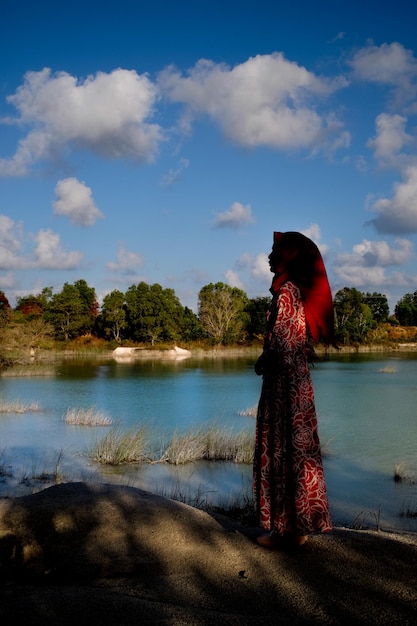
[294,535,308,546]
[257,532,280,548]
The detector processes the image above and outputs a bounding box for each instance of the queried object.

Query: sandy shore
[1,481,416,625]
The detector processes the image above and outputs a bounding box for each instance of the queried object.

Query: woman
[253,231,335,548]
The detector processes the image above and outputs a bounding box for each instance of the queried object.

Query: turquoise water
[0,353,416,532]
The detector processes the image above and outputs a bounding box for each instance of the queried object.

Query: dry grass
[63,407,113,426]
[238,405,257,417]
[88,425,149,465]
[0,399,41,413]
[159,425,254,465]
[0,364,55,377]
[394,461,416,484]
[89,423,255,467]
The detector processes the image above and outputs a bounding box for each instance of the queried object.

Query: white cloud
[349,42,417,106]
[368,165,417,233]
[224,269,244,290]
[333,264,409,288]
[0,68,163,176]
[159,53,349,152]
[106,243,144,272]
[367,113,413,167]
[53,178,103,226]
[0,272,16,290]
[251,252,270,281]
[0,215,23,268]
[32,229,83,269]
[333,237,413,290]
[213,202,255,229]
[0,215,82,270]
[335,238,412,268]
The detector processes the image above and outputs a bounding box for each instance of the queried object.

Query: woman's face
[268,245,282,273]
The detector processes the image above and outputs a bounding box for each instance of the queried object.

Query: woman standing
[254,231,336,547]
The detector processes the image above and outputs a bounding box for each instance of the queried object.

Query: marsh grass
[0,363,55,377]
[159,425,255,465]
[394,462,416,484]
[14,449,66,488]
[157,481,257,526]
[0,399,41,413]
[399,501,417,518]
[89,425,149,465]
[353,505,381,531]
[238,405,257,417]
[89,422,255,466]
[63,407,113,426]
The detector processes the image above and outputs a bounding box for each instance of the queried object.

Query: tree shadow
[0,482,416,625]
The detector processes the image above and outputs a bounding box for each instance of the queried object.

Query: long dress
[253,280,332,536]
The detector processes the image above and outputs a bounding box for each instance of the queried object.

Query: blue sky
[1,0,417,314]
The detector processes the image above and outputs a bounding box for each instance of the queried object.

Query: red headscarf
[271,231,336,345]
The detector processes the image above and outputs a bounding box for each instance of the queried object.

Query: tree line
[1,280,417,355]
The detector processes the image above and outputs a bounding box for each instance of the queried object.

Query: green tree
[362,292,389,323]
[395,291,417,325]
[180,306,204,342]
[100,290,127,343]
[125,282,185,345]
[334,287,375,344]
[47,283,84,341]
[198,282,249,344]
[245,297,270,340]
[73,279,99,334]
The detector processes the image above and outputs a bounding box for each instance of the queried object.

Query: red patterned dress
[253,280,332,537]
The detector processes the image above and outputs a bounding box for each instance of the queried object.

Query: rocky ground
[0,482,416,625]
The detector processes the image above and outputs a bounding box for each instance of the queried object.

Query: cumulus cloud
[158,53,349,152]
[368,165,417,233]
[0,215,23,268]
[0,67,163,176]
[106,243,144,272]
[335,238,412,267]
[0,271,15,290]
[333,237,413,289]
[224,269,244,290]
[367,113,413,167]
[53,178,103,226]
[0,214,82,270]
[32,229,83,269]
[251,252,270,281]
[349,42,417,106]
[213,202,255,229]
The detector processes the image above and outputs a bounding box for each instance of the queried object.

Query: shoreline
[28,341,417,363]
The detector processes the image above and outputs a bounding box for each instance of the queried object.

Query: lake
[1,351,416,534]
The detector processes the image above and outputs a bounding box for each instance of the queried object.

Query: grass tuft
[88,425,149,465]
[0,399,41,413]
[160,425,254,465]
[63,407,113,426]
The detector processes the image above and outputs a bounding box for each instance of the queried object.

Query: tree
[100,290,127,343]
[125,282,186,345]
[245,297,270,340]
[395,291,417,326]
[198,282,249,344]
[47,283,84,341]
[334,287,375,344]
[73,279,99,334]
[15,294,45,319]
[362,292,389,323]
[0,290,12,329]
[180,306,204,342]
